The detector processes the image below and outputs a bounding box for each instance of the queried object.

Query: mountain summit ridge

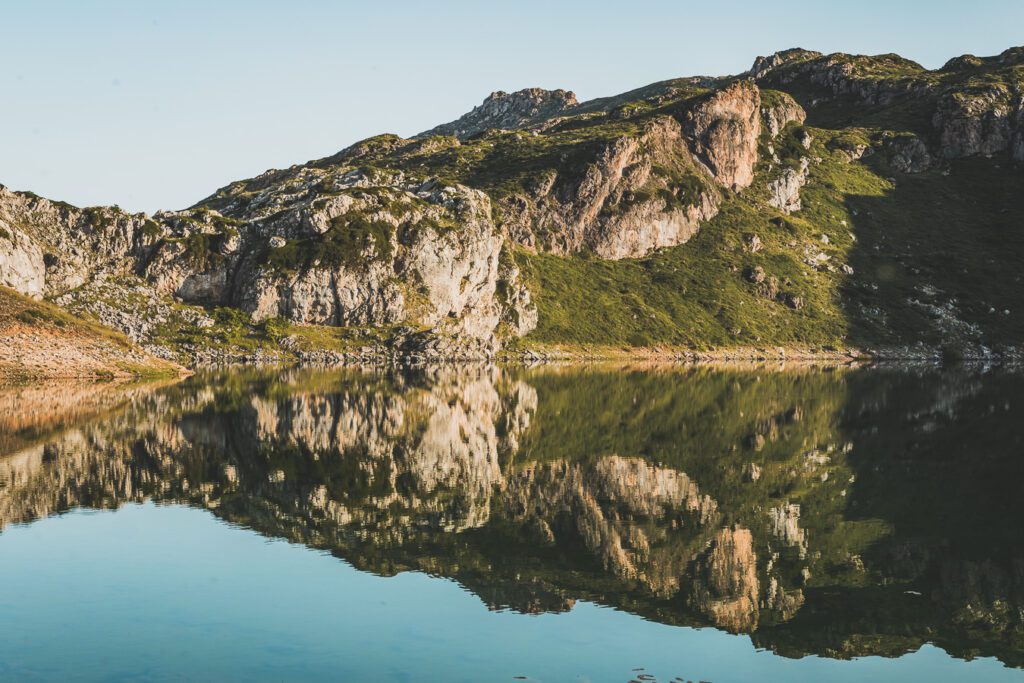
[417,87,579,140]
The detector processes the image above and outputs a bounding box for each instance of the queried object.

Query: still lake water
[1,365,1023,682]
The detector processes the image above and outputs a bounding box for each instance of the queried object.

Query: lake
[1,364,1022,682]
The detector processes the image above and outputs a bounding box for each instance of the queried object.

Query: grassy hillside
[512,129,1024,356]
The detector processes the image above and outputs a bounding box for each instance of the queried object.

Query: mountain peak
[417,87,578,140]
[748,48,823,78]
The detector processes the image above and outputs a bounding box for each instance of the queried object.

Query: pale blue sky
[2,0,1022,213]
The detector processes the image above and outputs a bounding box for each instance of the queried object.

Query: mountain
[2,45,1023,368]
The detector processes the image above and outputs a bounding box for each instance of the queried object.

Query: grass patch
[266,213,395,273]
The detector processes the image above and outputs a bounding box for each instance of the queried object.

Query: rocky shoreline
[94,342,1024,374]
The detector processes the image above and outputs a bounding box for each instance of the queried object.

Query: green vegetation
[176,232,227,269]
[513,127,868,350]
[296,80,711,208]
[842,156,1024,349]
[510,114,1024,353]
[82,207,116,231]
[147,300,402,363]
[382,121,642,200]
[266,212,395,273]
[140,219,162,239]
[759,49,1023,136]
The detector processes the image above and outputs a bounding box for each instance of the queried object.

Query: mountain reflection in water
[1,364,1023,671]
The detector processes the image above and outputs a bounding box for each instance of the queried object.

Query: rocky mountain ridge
[751,46,1024,164]
[417,87,579,139]
[2,45,1023,368]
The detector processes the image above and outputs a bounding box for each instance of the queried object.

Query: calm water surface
[1,365,1022,682]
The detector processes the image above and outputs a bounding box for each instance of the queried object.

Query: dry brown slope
[0,286,184,380]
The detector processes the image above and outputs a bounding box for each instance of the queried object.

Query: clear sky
[2,0,1022,213]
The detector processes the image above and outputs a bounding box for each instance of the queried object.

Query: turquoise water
[1,366,1022,682]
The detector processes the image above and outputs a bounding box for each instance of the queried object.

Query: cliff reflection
[1,365,1022,666]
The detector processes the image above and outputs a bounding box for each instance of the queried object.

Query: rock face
[415,81,766,260]
[0,176,536,355]
[684,81,762,190]
[755,50,929,107]
[748,49,823,80]
[767,157,810,213]
[418,88,579,140]
[761,91,807,138]
[500,116,722,258]
[488,83,767,258]
[888,135,934,172]
[753,46,1024,164]
[0,220,45,297]
[0,186,157,298]
[933,87,1024,160]
[155,175,521,348]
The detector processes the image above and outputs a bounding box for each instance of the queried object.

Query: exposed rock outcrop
[0,175,536,356]
[418,88,579,140]
[761,91,807,138]
[684,80,762,190]
[0,221,45,297]
[210,179,514,347]
[766,157,810,213]
[0,186,158,297]
[753,47,1024,164]
[748,49,823,80]
[754,50,929,108]
[933,87,1024,161]
[888,134,934,172]
[500,116,722,258]
[490,83,766,258]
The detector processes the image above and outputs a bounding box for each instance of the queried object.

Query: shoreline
[5,341,1023,383]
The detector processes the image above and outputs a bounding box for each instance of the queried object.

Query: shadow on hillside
[840,154,1024,354]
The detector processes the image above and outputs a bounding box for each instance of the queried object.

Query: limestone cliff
[684,81,762,190]
[496,115,724,258]
[151,174,527,352]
